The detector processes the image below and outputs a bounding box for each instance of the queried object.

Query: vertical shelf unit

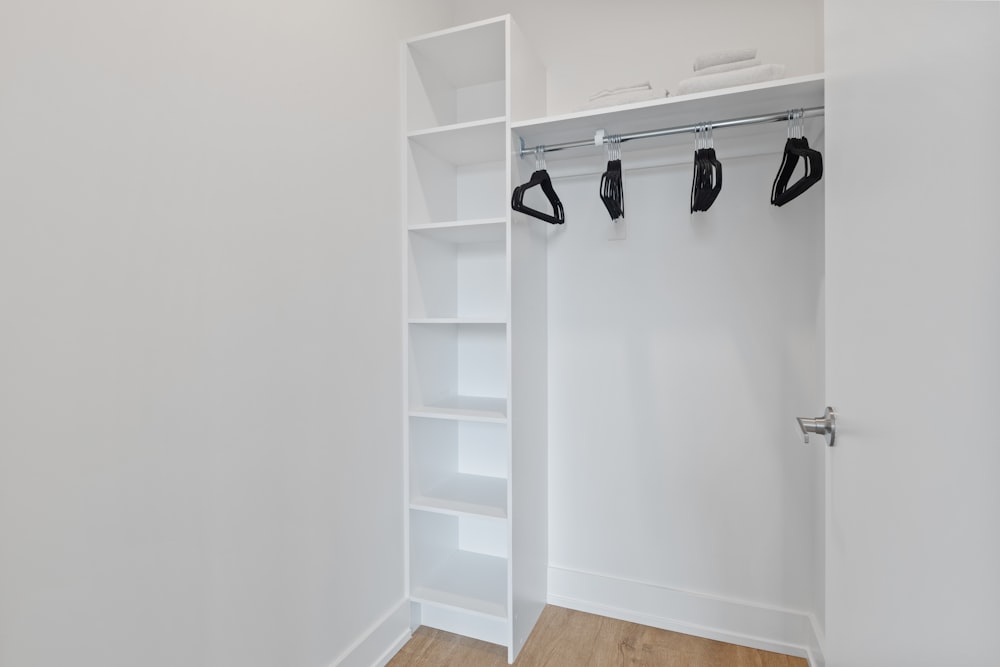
[403,15,548,663]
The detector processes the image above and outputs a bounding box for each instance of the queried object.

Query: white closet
[404,14,825,664]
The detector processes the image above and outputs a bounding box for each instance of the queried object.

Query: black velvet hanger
[512,167,565,225]
[691,124,723,213]
[771,110,823,206]
[599,135,625,221]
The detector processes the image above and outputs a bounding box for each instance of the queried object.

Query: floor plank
[387,606,808,667]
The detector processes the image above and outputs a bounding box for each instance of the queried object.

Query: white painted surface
[453,0,823,116]
[510,148,550,660]
[824,3,1000,666]
[543,149,825,635]
[0,1,453,666]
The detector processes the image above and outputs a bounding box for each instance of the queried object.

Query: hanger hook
[535,146,546,171]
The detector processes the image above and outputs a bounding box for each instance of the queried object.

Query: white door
[824,3,1000,666]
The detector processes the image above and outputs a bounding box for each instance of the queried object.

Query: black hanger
[512,148,565,225]
[599,135,624,220]
[691,124,722,213]
[771,110,823,206]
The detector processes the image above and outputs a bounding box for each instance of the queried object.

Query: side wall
[0,2,450,666]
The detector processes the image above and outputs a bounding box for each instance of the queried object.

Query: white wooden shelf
[411,473,508,519]
[410,396,508,423]
[408,218,507,245]
[512,74,824,161]
[408,118,508,166]
[409,318,507,325]
[411,549,508,619]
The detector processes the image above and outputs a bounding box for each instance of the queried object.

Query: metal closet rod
[518,105,825,158]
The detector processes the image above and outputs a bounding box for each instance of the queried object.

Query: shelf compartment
[409,322,507,423]
[411,474,507,518]
[407,127,507,225]
[406,17,507,131]
[408,230,506,320]
[410,509,508,618]
[410,418,508,518]
[410,550,507,617]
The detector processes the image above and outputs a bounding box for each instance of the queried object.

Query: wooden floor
[388,606,807,667]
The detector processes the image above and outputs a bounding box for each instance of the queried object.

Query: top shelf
[406,17,508,132]
[407,17,507,89]
[511,75,824,157]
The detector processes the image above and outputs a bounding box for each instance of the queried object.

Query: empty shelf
[409,318,507,325]
[411,549,508,619]
[408,218,506,245]
[412,473,508,519]
[408,118,507,166]
[410,396,508,423]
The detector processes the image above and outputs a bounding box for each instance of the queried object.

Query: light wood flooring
[387,606,807,667]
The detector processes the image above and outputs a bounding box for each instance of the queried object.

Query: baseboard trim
[805,612,826,667]
[548,566,825,666]
[330,599,411,667]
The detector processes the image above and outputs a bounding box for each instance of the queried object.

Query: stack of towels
[579,82,669,111]
[676,48,785,96]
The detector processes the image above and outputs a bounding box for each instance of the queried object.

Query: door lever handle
[797,407,837,446]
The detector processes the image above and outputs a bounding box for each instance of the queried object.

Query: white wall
[453,0,824,115]
[456,0,826,656]
[544,153,824,651]
[0,1,451,666]
[824,3,1000,666]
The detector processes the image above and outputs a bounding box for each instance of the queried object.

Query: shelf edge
[511,73,825,130]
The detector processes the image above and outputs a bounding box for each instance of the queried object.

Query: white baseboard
[548,566,825,667]
[330,599,411,667]
[805,612,826,667]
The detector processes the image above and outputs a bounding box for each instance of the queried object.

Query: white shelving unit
[403,15,548,663]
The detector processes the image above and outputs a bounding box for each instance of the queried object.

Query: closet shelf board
[408,218,507,244]
[408,117,508,165]
[512,74,824,155]
[409,318,507,325]
[410,396,508,423]
[411,473,508,519]
[411,549,509,619]
[407,16,507,89]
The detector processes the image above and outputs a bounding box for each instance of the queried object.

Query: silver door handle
[797,407,837,446]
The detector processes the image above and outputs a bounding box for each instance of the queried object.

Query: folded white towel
[696,58,761,76]
[693,48,757,71]
[588,82,652,101]
[676,64,786,95]
[579,88,668,111]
